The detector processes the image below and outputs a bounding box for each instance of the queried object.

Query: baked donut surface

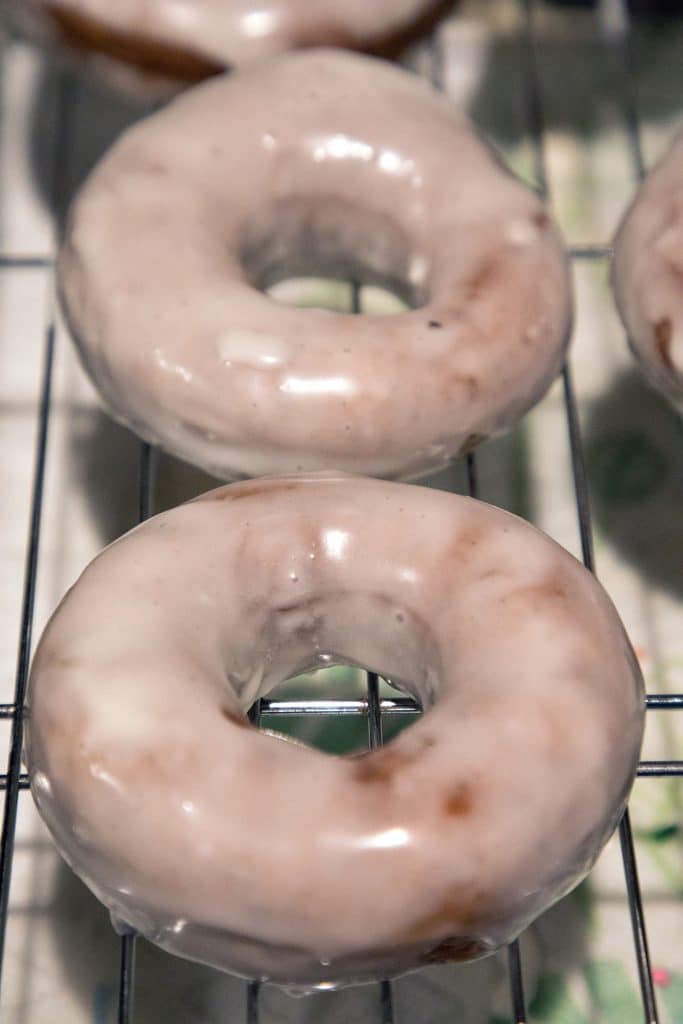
[58,49,573,480]
[10,0,448,93]
[27,474,644,987]
[612,130,683,410]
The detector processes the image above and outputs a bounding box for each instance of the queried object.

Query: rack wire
[0,1,681,1022]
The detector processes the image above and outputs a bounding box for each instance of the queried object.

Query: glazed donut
[58,50,572,481]
[27,474,644,987]
[8,0,448,95]
[612,130,683,410]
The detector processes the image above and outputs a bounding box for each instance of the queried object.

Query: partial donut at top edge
[7,0,453,96]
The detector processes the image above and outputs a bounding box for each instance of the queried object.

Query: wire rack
[0,1,681,1022]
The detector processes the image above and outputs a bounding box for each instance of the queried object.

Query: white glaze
[58,50,573,480]
[612,130,683,410]
[27,473,644,987]
[11,0,443,94]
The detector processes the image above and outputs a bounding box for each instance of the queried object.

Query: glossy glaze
[27,473,644,987]
[58,50,572,480]
[612,130,683,410]
[11,0,443,93]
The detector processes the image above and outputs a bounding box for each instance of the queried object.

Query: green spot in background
[509,422,533,521]
[571,879,595,923]
[661,972,683,1023]
[529,973,588,1024]
[261,667,417,755]
[586,431,669,503]
[584,961,642,1024]
[636,823,681,844]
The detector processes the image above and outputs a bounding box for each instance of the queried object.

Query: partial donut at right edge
[612,130,683,412]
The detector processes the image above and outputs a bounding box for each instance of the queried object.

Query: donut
[58,50,573,481]
[27,473,644,987]
[8,0,450,95]
[612,130,683,411]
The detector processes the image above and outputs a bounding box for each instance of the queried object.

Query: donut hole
[257,668,420,755]
[234,590,437,754]
[238,197,424,313]
[268,279,409,315]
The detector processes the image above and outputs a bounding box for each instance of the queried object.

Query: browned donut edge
[44,3,225,83]
[295,0,459,60]
[43,0,457,86]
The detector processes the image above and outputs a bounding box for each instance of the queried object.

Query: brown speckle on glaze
[443,783,474,817]
[448,373,479,400]
[51,654,78,670]
[447,523,484,558]
[421,936,490,964]
[129,749,172,786]
[513,578,568,605]
[220,706,249,729]
[351,746,417,786]
[463,256,502,301]
[458,433,488,456]
[402,889,487,942]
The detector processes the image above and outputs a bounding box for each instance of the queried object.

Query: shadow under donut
[582,368,683,599]
[28,58,149,229]
[65,397,536,569]
[45,861,246,1024]
[67,406,220,547]
[467,5,683,153]
[45,852,593,1023]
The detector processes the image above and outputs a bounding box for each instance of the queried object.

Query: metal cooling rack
[0,1,681,1022]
